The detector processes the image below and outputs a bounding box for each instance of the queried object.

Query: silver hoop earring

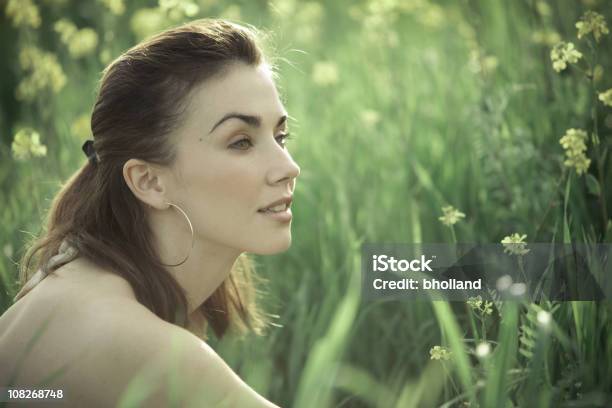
[159,202,194,267]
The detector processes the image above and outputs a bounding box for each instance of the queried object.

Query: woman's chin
[250,236,292,255]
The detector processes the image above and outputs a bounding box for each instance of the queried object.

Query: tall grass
[1,0,611,406]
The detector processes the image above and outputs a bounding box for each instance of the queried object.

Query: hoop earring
[159,202,195,267]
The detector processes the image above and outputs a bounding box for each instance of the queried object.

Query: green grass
[2,0,612,406]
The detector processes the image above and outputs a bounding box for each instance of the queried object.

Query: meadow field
[1,0,611,406]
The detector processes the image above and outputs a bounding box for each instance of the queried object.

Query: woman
[0,18,299,407]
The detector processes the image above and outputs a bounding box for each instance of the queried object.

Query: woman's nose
[267,148,300,185]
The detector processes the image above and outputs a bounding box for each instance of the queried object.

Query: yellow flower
[559,128,588,151]
[67,28,99,58]
[130,8,170,41]
[5,0,41,28]
[99,48,113,65]
[564,154,591,175]
[54,19,78,43]
[16,47,67,102]
[312,61,339,86]
[53,18,98,58]
[559,128,591,175]
[159,0,199,21]
[438,205,466,227]
[576,11,609,42]
[54,20,99,58]
[501,233,530,256]
[592,65,604,82]
[550,42,582,72]
[531,30,561,46]
[466,296,482,310]
[430,345,452,361]
[99,0,126,15]
[362,0,401,47]
[419,4,444,29]
[468,49,499,75]
[467,295,493,315]
[599,89,612,107]
[360,109,381,128]
[11,128,47,161]
[535,1,551,17]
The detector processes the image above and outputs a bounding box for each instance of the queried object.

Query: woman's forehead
[187,64,285,128]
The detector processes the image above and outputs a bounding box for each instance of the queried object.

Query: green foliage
[2,0,612,407]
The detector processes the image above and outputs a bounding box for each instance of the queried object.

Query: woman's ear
[123,158,168,209]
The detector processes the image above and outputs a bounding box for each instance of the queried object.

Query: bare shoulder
[1,258,280,408]
[90,300,280,408]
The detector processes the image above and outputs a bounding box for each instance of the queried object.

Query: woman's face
[168,62,300,255]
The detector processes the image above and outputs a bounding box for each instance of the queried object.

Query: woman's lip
[259,196,293,211]
[258,207,292,222]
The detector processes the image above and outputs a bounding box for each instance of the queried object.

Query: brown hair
[16,18,276,340]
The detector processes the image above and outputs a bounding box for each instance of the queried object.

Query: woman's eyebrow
[209,113,287,134]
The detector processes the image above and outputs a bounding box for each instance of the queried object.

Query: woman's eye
[229,133,293,150]
[230,138,253,150]
[276,133,292,147]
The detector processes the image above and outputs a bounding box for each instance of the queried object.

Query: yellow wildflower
[54,20,99,58]
[54,19,78,43]
[559,128,591,175]
[535,1,551,17]
[531,30,561,46]
[550,42,582,72]
[99,48,113,65]
[159,0,199,21]
[466,296,482,310]
[592,65,604,82]
[99,0,126,15]
[565,153,591,175]
[360,109,381,128]
[469,49,499,75]
[419,4,445,29]
[467,295,493,315]
[576,11,609,42]
[599,89,612,107]
[438,206,466,227]
[67,28,99,58]
[501,233,530,256]
[16,46,67,101]
[559,128,588,151]
[5,0,41,28]
[130,8,170,41]
[11,128,48,161]
[430,345,452,361]
[312,61,339,86]
[482,301,493,315]
[361,0,401,48]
